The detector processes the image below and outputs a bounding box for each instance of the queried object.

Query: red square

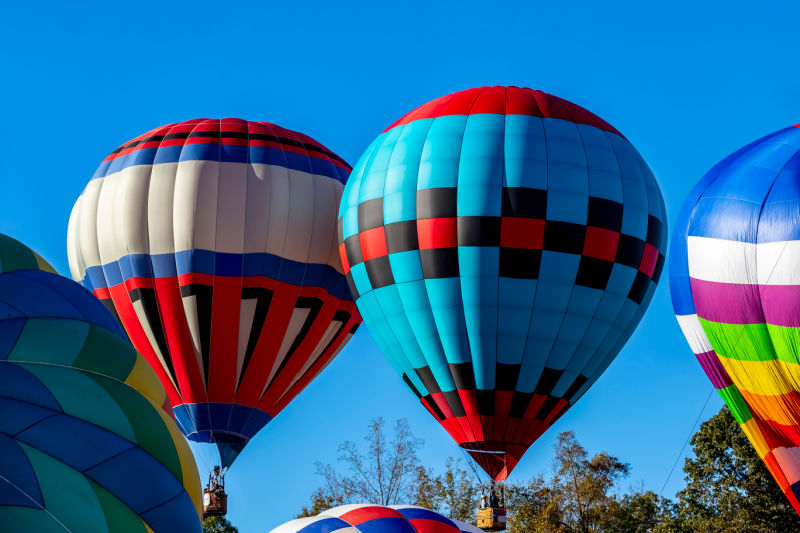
[583,226,619,262]
[417,217,458,249]
[338,242,350,274]
[639,242,659,277]
[359,226,388,262]
[501,217,544,249]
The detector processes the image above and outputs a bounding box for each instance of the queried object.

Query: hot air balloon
[0,234,202,532]
[269,504,484,533]
[67,119,362,478]
[670,124,800,514]
[338,86,667,481]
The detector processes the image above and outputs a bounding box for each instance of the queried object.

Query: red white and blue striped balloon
[269,504,483,533]
[67,118,361,468]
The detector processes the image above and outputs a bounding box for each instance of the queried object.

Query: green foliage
[202,515,238,533]
[658,407,800,533]
[411,458,479,522]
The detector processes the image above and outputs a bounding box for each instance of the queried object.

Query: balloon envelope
[670,124,800,513]
[67,118,361,468]
[0,234,202,532]
[338,86,667,479]
[269,504,483,533]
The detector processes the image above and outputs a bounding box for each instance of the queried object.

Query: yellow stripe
[32,251,57,273]
[740,418,771,459]
[718,356,798,396]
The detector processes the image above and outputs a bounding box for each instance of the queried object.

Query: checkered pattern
[338,86,667,480]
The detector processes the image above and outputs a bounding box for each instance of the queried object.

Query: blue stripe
[92,143,348,184]
[296,517,353,532]
[81,250,353,301]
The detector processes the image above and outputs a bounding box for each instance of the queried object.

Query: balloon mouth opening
[459,441,523,454]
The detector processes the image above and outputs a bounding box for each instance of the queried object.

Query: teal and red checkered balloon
[338,86,667,479]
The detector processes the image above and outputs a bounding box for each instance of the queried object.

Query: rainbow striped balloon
[670,124,800,513]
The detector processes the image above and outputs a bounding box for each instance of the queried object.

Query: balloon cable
[658,388,713,497]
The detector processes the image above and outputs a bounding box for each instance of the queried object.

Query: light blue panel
[396,280,452,384]
[462,274,498,390]
[457,186,502,217]
[429,360,457,392]
[358,127,404,204]
[516,362,544,394]
[539,251,580,287]
[384,120,432,193]
[554,313,593,345]
[552,370,578,397]
[564,285,603,317]
[383,190,417,224]
[341,206,360,240]
[497,277,537,365]
[605,264,637,298]
[373,285,427,369]
[543,119,588,193]
[388,250,423,283]
[349,263,372,296]
[580,317,615,349]
[356,292,409,380]
[418,115,469,189]
[458,113,506,187]
[579,125,623,202]
[339,137,375,215]
[546,340,579,370]
[546,189,588,225]
[565,345,596,376]
[532,282,573,317]
[424,277,471,365]
[458,247,498,278]
[527,309,563,344]
[504,115,547,190]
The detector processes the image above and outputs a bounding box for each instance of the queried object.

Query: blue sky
[2,1,800,531]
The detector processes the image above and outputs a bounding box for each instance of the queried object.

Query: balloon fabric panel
[67,119,361,468]
[670,124,800,514]
[0,234,202,532]
[339,87,667,480]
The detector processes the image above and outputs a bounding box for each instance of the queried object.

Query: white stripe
[773,446,800,486]
[72,179,103,275]
[147,162,179,256]
[675,313,713,355]
[687,236,756,284]
[687,236,800,286]
[66,197,84,281]
[215,160,247,254]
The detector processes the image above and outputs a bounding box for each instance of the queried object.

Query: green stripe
[73,325,137,382]
[699,318,800,365]
[88,478,149,533]
[8,319,89,367]
[0,234,43,273]
[717,384,753,425]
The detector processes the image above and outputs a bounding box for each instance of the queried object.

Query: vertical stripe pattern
[67,118,361,468]
[339,87,666,480]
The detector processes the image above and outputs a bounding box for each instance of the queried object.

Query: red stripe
[359,226,388,262]
[639,242,659,278]
[208,276,242,402]
[339,243,350,275]
[583,227,620,262]
[384,87,624,137]
[500,218,544,249]
[417,217,458,249]
[339,506,404,525]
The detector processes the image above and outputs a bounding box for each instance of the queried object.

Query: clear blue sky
[2,1,799,531]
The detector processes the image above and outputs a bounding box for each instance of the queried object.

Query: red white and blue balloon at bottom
[269,505,483,533]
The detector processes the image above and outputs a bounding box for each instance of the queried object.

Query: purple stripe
[695,349,733,389]
[690,278,800,327]
[690,278,764,324]
[760,285,800,328]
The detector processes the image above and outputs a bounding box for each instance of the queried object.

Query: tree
[505,475,565,533]
[300,417,423,514]
[411,458,479,522]
[602,488,673,533]
[659,406,800,533]
[202,515,238,533]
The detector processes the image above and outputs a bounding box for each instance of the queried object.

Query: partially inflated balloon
[339,86,666,479]
[67,119,361,468]
[0,234,202,532]
[670,124,800,514]
[269,504,483,533]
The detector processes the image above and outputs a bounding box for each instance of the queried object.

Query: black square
[495,362,521,391]
[385,220,419,254]
[417,187,457,219]
[476,389,495,416]
[458,216,501,247]
[628,271,651,304]
[358,198,384,231]
[615,234,644,268]
[415,366,441,394]
[543,220,586,255]
[652,254,666,283]
[587,197,623,232]
[502,187,547,218]
[499,248,541,279]
[344,234,363,266]
[646,215,663,246]
[534,368,564,395]
[449,361,476,391]
[563,374,588,403]
[443,390,467,418]
[510,391,533,418]
[534,395,560,421]
[420,248,460,278]
[364,256,395,290]
[575,256,614,290]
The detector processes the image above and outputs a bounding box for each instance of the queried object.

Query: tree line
[295,409,800,532]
